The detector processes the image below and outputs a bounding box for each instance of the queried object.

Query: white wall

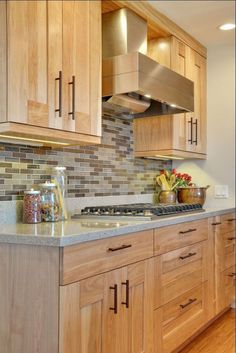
[174,43,235,208]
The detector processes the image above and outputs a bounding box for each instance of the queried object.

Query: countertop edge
[0,207,235,247]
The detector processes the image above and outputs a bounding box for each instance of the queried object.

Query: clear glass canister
[40,182,60,222]
[51,166,68,220]
[23,189,41,224]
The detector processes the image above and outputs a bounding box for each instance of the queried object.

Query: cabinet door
[186,49,207,154]
[125,259,154,353]
[59,268,126,353]
[170,37,188,151]
[62,0,101,136]
[48,0,63,130]
[214,214,236,314]
[59,259,154,353]
[7,1,48,127]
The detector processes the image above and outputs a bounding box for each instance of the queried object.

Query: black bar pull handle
[55,71,62,117]
[107,244,132,252]
[211,222,222,226]
[228,218,236,222]
[121,280,129,308]
[68,75,75,120]
[228,237,236,241]
[179,228,197,235]
[228,273,236,277]
[109,284,118,314]
[179,252,197,260]
[180,298,197,309]
[193,119,198,145]
[188,117,193,144]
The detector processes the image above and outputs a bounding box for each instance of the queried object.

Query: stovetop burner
[72,203,204,221]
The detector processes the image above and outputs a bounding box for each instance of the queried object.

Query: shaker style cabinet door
[170,38,189,152]
[59,259,154,353]
[59,268,127,353]
[125,259,154,353]
[2,0,101,140]
[47,0,63,130]
[62,0,101,136]
[7,0,49,128]
[213,214,236,314]
[186,49,207,154]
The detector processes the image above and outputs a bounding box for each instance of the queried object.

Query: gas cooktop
[72,203,204,221]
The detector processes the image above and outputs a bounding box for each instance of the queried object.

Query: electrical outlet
[214,185,229,198]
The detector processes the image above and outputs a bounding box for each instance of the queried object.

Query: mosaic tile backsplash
[0,117,172,201]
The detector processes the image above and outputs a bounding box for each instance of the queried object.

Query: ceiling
[148,1,235,47]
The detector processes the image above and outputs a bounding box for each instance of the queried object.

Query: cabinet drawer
[155,282,207,353]
[223,265,236,307]
[154,242,207,307]
[60,230,154,284]
[223,242,235,271]
[220,213,236,233]
[219,233,236,272]
[154,219,208,255]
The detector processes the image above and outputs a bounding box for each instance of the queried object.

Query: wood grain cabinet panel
[213,213,236,314]
[7,0,48,127]
[185,48,207,154]
[0,244,59,353]
[155,282,209,353]
[0,0,101,144]
[222,265,236,308]
[59,258,154,353]
[154,219,208,255]
[61,0,101,136]
[154,242,207,307]
[60,229,154,285]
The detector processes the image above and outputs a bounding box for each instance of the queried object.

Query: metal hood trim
[102,52,194,119]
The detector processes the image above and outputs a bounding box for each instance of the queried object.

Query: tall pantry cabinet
[0,0,101,145]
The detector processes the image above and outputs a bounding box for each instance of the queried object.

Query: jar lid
[54,166,66,171]
[24,188,40,195]
[41,182,56,188]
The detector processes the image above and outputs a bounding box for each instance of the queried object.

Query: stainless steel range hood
[102,8,194,119]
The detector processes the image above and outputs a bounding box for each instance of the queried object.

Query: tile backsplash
[0,117,171,201]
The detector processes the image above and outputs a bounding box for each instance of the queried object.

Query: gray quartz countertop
[0,207,235,247]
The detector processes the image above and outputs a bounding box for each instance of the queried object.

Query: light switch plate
[214,185,229,198]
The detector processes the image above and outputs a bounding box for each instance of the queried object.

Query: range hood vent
[102,8,194,119]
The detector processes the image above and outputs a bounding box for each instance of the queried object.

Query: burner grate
[78,203,204,218]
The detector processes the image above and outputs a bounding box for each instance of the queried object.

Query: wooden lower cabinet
[59,258,154,353]
[1,214,235,353]
[154,282,209,353]
[213,212,236,314]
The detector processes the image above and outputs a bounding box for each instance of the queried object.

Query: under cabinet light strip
[0,135,70,146]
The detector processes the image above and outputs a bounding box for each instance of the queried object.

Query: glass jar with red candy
[23,189,41,224]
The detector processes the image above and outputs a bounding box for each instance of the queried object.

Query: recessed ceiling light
[219,23,235,31]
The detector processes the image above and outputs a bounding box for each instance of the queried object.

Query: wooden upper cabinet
[0,0,101,145]
[61,0,101,136]
[48,0,63,130]
[134,36,207,160]
[186,49,207,154]
[7,0,49,128]
[48,0,101,136]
